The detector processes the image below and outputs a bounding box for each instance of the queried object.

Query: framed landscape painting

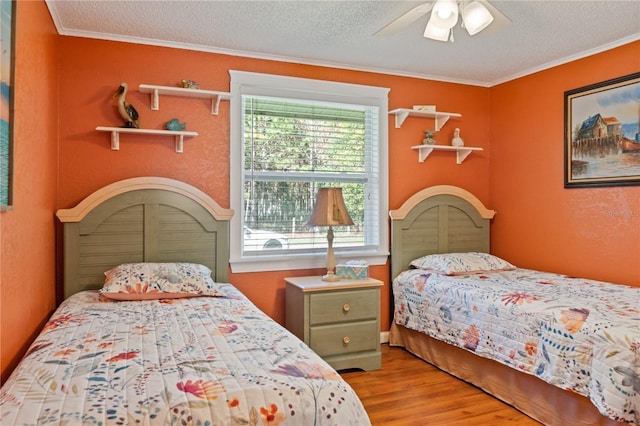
[564,72,640,188]
[1,0,15,208]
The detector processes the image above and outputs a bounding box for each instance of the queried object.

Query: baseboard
[380,331,389,344]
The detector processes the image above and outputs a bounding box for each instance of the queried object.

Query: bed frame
[56,177,233,298]
[389,185,623,426]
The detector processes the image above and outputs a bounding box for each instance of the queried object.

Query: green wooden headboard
[56,177,234,299]
[389,185,496,280]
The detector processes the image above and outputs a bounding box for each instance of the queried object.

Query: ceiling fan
[375,0,511,42]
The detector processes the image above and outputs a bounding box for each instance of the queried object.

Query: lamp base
[321,272,340,282]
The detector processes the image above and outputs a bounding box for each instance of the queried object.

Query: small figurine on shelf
[166,118,186,131]
[180,79,200,89]
[113,82,140,128]
[451,128,464,147]
[423,129,437,145]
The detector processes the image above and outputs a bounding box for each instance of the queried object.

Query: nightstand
[285,276,383,371]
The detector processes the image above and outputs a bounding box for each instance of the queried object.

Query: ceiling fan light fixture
[432,0,459,28]
[461,1,494,35]
[423,18,451,41]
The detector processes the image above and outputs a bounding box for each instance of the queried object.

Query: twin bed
[0,177,370,425]
[389,185,639,426]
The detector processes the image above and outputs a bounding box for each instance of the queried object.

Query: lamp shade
[461,1,494,35]
[308,188,354,226]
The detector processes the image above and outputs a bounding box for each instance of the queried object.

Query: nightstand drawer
[309,289,378,325]
[309,320,378,357]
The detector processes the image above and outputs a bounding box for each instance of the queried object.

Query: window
[230,71,389,272]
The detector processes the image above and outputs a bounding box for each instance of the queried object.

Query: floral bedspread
[1,285,370,425]
[393,268,640,424]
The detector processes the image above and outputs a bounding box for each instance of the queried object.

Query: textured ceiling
[46,0,640,87]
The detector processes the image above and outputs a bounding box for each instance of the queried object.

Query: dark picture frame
[1,0,15,208]
[564,72,640,188]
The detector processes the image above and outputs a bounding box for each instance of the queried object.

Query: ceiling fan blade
[475,0,511,35]
[374,2,434,36]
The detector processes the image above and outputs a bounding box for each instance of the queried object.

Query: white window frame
[229,70,389,273]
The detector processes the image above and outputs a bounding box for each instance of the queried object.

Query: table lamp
[307,188,354,281]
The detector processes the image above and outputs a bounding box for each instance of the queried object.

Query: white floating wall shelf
[389,108,462,131]
[139,84,231,115]
[411,144,483,164]
[96,127,198,153]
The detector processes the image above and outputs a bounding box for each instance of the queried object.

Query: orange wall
[0,1,59,382]
[55,38,492,330]
[490,41,640,287]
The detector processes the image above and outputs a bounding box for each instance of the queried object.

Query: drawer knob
[343,303,350,312]
[343,336,350,344]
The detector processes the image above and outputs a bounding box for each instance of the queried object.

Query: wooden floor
[340,344,542,426]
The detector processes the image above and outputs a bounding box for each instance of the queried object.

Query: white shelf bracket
[456,149,473,164]
[211,96,222,115]
[150,89,160,110]
[435,115,450,131]
[417,146,434,162]
[110,130,120,150]
[394,111,410,128]
[175,135,184,153]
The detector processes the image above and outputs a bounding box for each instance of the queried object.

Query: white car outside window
[243,226,289,251]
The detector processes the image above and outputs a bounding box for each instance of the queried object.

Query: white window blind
[230,71,389,273]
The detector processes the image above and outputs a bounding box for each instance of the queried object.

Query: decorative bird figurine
[181,79,200,89]
[113,82,140,128]
[451,128,464,147]
[166,118,186,131]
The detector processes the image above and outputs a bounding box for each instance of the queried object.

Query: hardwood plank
[341,344,541,425]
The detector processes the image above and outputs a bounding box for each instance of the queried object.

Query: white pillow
[100,262,223,300]
[410,252,515,275]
